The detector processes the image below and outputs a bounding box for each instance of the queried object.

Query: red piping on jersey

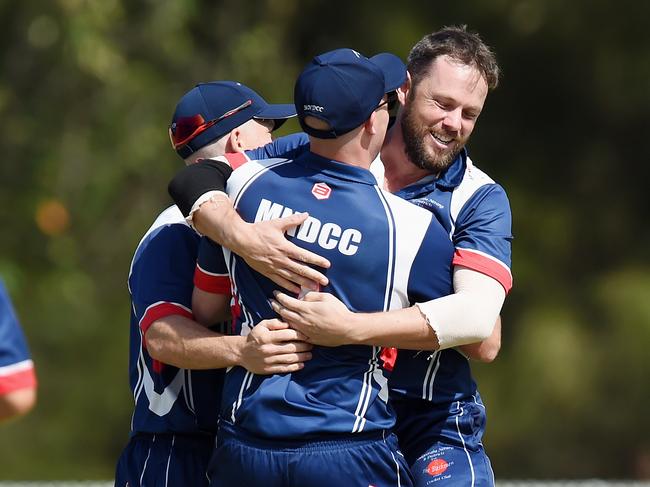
[452,248,513,293]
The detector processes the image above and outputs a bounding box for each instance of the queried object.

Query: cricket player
[0,278,37,423]
[114,81,310,487]
[272,27,510,486]
[200,48,456,487]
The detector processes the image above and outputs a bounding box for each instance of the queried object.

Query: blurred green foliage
[1,0,649,480]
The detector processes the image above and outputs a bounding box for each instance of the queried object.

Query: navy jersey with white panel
[218,151,454,440]
[382,148,512,468]
[386,147,512,403]
[127,205,224,436]
[193,133,311,294]
[248,137,513,416]
[194,135,513,450]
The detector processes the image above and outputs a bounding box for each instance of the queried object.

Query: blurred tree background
[1,0,649,481]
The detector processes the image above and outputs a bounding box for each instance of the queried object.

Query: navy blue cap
[294,49,406,139]
[170,81,296,158]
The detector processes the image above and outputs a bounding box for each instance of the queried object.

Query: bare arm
[272,267,505,351]
[272,291,438,349]
[168,157,331,293]
[192,287,232,326]
[145,315,312,375]
[193,193,330,294]
[0,388,36,423]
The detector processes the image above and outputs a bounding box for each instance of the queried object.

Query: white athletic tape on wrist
[416,267,505,350]
[186,190,229,231]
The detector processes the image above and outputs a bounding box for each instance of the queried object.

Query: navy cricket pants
[208,422,414,487]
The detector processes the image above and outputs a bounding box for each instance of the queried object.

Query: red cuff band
[194,266,231,295]
[453,248,513,293]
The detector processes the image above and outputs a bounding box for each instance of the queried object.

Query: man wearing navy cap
[170,81,295,161]
[202,48,454,487]
[114,81,313,487]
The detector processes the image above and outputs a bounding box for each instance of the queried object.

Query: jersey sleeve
[129,224,198,335]
[0,282,37,395]
[452,184,513,293]
[245,133,309,161]
[194,236,231,295]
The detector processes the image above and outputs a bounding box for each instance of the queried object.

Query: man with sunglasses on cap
[114,81,315,487]
[196,48,454,487]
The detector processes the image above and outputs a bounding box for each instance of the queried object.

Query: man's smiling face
[400,55,488,173]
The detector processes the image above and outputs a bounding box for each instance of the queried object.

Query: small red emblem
[427,458,449,476]
[312,182,331,200]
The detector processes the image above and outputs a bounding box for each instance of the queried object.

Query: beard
[400,101,466,174]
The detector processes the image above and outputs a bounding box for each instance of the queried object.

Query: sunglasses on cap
[375,91,399,112]
[169,99,253,150]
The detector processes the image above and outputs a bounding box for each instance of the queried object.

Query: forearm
[273,267,506,351]
[348,306,440,350]
[316,268,503,351]
[0,388,37,422]
[458,315,501,362]
[192,193,256,256]
[417,267,506,350]
[145,315,244,370]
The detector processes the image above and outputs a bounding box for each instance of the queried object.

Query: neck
[380,121,433,192]
[309,135,376,170]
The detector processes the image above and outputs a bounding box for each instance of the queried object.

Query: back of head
[294,48,406,140]
[407,25,500,91]
[169,81,296,160]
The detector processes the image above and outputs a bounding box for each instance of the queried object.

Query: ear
[226,129,246,153]
[365,109,379,135]
[397,71,411,104]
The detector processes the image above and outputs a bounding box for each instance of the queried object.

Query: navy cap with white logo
[294,49,406,139]
[170,81,296,159]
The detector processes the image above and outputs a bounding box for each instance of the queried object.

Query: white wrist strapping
[186,190,229,230]
[415,267,506,350]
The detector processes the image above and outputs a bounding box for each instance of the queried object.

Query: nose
[442,108,462,133]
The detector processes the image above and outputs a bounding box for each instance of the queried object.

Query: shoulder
[129,206,198,274]
[136,206,193,251]
[381,189,432,217]
[228,158,293,195]
[245,133,310,161]
[451,156,511,219]
[148,205,186,229]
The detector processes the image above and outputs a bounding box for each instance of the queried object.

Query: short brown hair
[407,25,500,91]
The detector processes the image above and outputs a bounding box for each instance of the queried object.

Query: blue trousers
[115,432,215,487]
[208,422,414,487]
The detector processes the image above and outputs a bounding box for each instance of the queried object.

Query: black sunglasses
[376,91,399,112]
